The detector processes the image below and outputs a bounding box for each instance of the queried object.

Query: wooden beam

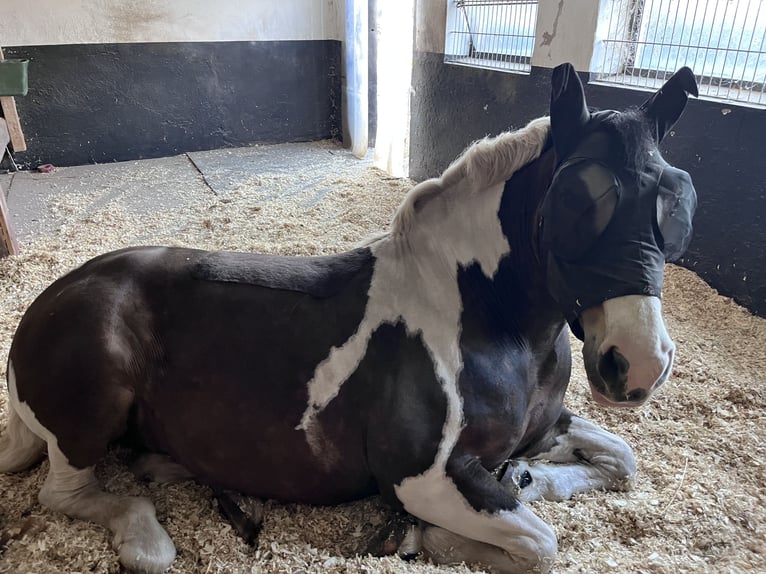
[0,118,19,257]
[0,47,27,152]
[0,181,19,257]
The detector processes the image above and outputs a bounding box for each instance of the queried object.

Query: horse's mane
[389,117,551,236]
[601,108,655,174]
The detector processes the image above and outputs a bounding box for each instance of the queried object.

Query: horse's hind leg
[40,444,175,573]
[0,406,46,472]
[504,409,637,502]
[6,361,175,574]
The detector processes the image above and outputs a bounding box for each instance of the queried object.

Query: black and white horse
[0,63,697,573]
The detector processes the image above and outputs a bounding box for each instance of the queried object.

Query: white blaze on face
[582,294,675,403]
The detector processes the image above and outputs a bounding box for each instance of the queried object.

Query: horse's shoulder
[190,247,374,298]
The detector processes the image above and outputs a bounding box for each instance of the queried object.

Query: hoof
[363,513,420,557]
[111,499,176,574]
[397,521,423,561]
[115,527,176,574]
[216,490,264,546]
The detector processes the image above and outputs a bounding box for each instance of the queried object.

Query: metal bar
[724,0,745,99]
[446,0,537,73]
[698,0,721,89]
[456,1,536,6]
[711,0,733,97]
[684,2,704,82]
[745,0,765,103]
[665,0,683,74]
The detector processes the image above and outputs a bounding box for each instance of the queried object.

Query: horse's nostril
[626,388,647,403]
[598,346,630,383]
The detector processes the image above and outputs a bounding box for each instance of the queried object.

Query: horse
[0,62,698,573]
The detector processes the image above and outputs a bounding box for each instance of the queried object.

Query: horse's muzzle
[589,344,674,407]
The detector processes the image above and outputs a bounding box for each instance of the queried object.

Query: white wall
[0,0,342,46]
[415,0,446,53]
[531,0,601,71]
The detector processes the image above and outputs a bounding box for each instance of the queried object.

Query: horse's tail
[0,363,46,473]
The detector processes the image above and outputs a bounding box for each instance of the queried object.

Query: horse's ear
[639,67,698,142]
[550,63,590,157]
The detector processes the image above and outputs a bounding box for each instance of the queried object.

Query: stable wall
[411,0,766,318]
[1,0,343,166]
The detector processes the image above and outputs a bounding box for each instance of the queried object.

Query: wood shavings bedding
[0,143,763,573]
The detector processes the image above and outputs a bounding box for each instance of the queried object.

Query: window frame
[592,0,766,106]
[444,0,539,74]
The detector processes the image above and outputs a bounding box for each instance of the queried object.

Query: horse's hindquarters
[7,246,380,504]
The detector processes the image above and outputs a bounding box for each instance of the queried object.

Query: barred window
[445,0,538,73]
[592,0,766,106]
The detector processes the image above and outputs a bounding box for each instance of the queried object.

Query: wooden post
[0,180,19,257]
[0,47,27,152]
[0,117,19,256]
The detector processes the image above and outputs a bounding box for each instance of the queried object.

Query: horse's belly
[135,381,376,505]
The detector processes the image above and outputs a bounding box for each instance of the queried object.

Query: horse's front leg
[395,454,557,573]
[503,409,637,502]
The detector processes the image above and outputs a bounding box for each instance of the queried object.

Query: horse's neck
[493,147,565,344]
[371,148,563,347]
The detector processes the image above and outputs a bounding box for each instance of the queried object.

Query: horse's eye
[656,167,697,262]
[543,161,620,261]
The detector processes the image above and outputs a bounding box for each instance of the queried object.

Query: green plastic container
[0,59,29,96]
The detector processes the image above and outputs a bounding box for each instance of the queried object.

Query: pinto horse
[0,63,697,573]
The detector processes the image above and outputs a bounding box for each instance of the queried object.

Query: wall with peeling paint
[411,0,766,317]
[531,0,600,71]
[0,0,342,45]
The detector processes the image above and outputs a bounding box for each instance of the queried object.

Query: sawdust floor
[0,140,764,574]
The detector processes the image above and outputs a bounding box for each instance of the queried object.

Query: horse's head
[541,63,698,407]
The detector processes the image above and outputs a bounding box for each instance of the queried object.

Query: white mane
[390,116,551,235]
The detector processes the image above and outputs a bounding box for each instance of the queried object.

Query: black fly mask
[540,65,699,339]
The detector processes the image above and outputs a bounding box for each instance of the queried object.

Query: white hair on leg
[6,361,175,573]
[40,444,176,574]
[0,361,47,473]
[502,415,637,502]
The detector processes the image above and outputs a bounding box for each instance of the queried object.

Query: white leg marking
[8,361,175,573]
[41,444,176,574]
[422,525,523,573]
[504,416,637,502]
[6,361,62,452]
[0,363,45,472]
[396,469,556,573]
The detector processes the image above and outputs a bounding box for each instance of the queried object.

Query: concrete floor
[0,140,370,243]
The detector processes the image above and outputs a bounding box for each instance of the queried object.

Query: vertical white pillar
[345,0,369,158]
[373,0,415,177]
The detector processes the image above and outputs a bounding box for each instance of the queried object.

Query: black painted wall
[5,41,342,167]
[410,54,766,317]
